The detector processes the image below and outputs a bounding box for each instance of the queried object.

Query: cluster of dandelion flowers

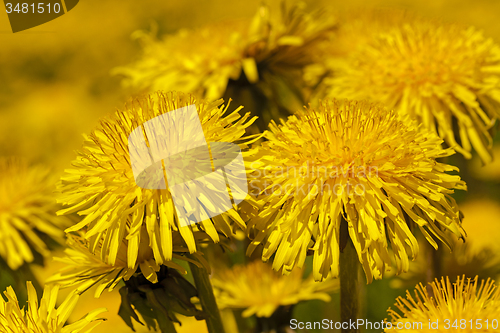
[212,260,337,318]
[113,3,334,102]
[385,276,500,332]
[246,99,466,283]
[0,158,71,270]
[57,91,257,273]
[0,281,106,333]
[327,19,500,163]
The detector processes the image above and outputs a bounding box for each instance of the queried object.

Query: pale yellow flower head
[57,91,256,273]
[247,99,466,283]
[0,281,106,333]
[0,158,71,270]
[327,18,500,163]
[212,260,337,318]
[114,3,334,102]
[386,276,500,332]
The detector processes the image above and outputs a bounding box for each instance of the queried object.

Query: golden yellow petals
[247,99,466,283]
[386,276,500,333]
[327,18,500,163]
[0,281,106,333]
[0,158,71,270]
[57,91,256,275]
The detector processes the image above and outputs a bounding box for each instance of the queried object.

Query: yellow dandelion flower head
[389,240,500,291]
[212,260,337,318]
[246,99,466,283]
[386,276,500,332]
[57,91,256,274]
[114,3,334,101]
[0,158,71,270]
[47,231,155,297]
[328,19,500,163]
[248,2,335,70]
[0,281,106,333]
[47,231,207,297]
[115,20,249,101]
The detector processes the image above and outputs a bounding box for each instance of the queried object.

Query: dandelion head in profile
[247,99,466,282]
[0,158,71,270]
[385,276,500,332]
[114,3,335,102]
[47,231,158,297]
[0,282,106,333]
[57,91,256,273]
[329,19,500,163]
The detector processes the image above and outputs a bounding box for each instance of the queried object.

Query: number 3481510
[5,3,61,14]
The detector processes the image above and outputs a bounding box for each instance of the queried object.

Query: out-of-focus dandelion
[468,145,500,180]
[0,281,106,333]
[247,99,466,283]
[0,158,71,270]
[389,241,500,291]
[388,200,500,289]
[114,3,335,126]
[385,276,500,332]
[212,260,337,318]
[327,19,500,163]
[57,91,256,273]
[114,3,334,99]
[460,200,500,254]
[114,19,248,102]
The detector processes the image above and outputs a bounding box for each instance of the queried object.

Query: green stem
[340,240,360,333]
[425,243,443,296]
[188,259,226,333]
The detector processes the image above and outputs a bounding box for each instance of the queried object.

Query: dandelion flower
[386,276,500,332]
[328,19,500,163]
[390,200,500,288]
[57,91,256,273]
[115,20,248,101]
[47,230,207,297]
[247,99,466,282]
[47,232,160,297]
[0,281,106,333]
[389,241,500,290]
[212,260,337,318]
[0,158,71,270]
[114,3,334,103]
